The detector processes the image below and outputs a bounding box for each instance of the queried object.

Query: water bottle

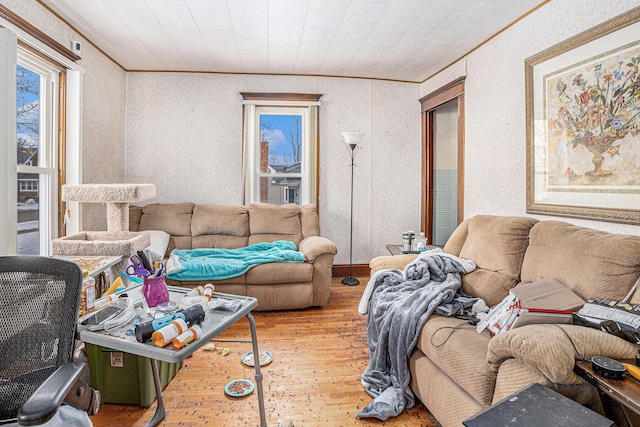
[413,232,428,252]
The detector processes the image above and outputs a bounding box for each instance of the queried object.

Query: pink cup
[142,275,170,307]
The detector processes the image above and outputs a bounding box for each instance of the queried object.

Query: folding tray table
[77,285,266,427]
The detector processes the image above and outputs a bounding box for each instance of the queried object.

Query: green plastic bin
[86,343,183,407]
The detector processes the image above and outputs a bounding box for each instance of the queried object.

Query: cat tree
[51,184,156,265]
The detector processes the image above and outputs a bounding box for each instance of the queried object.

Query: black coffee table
[463,382,613,427]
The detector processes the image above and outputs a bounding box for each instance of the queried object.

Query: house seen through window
[259,113,303,205]
[16,52,65,255]
[241,93,321,207]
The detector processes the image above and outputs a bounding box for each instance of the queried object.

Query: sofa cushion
[300,204,320,237]
[129,205,143,231]
[443,218,469,256]
[458,216,537,306]
[248,203,303,245]
[191,204,249,249]
[369,254,418,274]
[138,202,195,251]
[247,283,313,311]
[246,262,313,284]
[487,324,636,384]
[165,275,246,286]
[416,315,495,405]
[491,358,601,408]
[410,350,486,427]
[521,221,640,303]
[462,269,518,308]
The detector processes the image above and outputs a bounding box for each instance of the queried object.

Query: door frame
[419,77,465,243]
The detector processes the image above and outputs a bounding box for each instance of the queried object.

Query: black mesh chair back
[0,256,82,423]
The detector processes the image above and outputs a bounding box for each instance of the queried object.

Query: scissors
[152,262,165,278]
[126,255,149,277]
[136,250,154,273]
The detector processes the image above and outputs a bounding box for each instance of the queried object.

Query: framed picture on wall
[526,7,640,225]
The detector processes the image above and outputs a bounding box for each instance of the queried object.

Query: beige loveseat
[369,215,640,427]
[129,202,337,311]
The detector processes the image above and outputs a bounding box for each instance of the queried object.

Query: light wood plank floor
[90,278,441,427]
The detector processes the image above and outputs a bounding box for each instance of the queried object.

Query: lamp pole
[340,132,364,287]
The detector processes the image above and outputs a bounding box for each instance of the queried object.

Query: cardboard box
[511,278,585,312]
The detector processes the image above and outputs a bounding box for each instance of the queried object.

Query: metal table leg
[142,314,263,427]
[146,358,166,427]
[246,313,267,427]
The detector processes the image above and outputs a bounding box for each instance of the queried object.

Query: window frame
[0,5,84,256]
[255,106,307,204]
[16,47,63,255]
[241,93,322,207]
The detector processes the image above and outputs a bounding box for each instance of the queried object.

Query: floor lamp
[341,132,364,286]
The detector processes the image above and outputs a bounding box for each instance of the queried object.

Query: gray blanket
[356,249,477,421]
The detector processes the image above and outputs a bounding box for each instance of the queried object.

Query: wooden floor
[90,278,441,427]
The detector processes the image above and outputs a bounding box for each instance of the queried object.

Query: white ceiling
[40,0,546,83]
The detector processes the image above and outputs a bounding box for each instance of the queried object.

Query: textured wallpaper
[422,0,640,236]
[125,73,422,264]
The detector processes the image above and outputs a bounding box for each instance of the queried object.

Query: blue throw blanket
[166,240,305,281]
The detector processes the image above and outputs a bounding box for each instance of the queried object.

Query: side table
[575,359,640,427]
[385,244,438,256]
[463,382,613,426]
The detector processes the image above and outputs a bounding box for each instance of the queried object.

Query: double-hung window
[241,93,321,206]
[15,50,63,255]
[0,5,83,256]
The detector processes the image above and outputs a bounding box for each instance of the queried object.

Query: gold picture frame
[526,7,640,225]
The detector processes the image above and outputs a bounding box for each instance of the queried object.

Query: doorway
[420,78,465,246]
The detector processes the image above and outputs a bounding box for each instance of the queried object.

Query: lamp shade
[341,132,365,145]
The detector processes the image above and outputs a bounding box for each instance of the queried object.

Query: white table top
[76,285,258,364]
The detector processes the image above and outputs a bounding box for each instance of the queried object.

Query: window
[241,93,321,206]
[0,10,81,256]
[16,52,64,255]
[19,179,38,191]
[283,186,297,204]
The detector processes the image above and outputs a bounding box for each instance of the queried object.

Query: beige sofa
[129,202,337,311]
[369,215,640,427]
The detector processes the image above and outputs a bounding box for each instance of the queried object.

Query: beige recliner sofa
[129,202,337,311]
[369,215,640,427]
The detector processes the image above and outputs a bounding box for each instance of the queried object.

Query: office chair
[0,256,100,426]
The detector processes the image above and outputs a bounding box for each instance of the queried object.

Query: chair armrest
[297,236,337,262]
[487,324,637,384]
[369,254,417,275]
[18,362,99,426]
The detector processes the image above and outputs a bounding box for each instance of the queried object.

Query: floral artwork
[545,45,640,187]
[526,9,640,224]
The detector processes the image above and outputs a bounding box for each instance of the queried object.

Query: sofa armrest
[298,236,337,262]
[369,254,417,276]
[487,324,636,384]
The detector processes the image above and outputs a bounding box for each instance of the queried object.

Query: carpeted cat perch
[52,184,156,267]
[62,183,156,232]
